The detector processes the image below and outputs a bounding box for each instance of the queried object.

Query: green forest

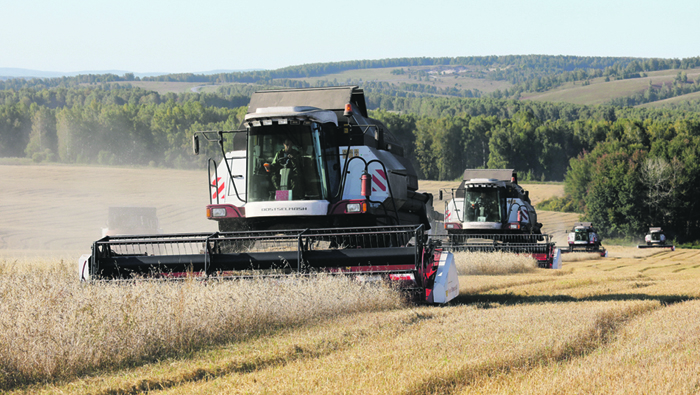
[2,55,700,243]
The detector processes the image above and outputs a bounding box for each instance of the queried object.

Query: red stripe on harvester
[212,177,223,199]
[372,171,387,192]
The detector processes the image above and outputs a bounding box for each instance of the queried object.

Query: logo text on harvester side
[260,207,308,212]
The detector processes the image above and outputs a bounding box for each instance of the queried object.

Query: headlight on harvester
[345,202,367,214]
[210,208,227,218]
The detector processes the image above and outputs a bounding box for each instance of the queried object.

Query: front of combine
[639,227,675,250]
[441,169,559,268]
[564,222,606,256]
[79,87,459,304]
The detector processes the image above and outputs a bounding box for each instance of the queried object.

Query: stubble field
[1,164,698,394]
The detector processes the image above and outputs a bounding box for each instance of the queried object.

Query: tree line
[371,108,698,181]
[0,85,247,166]
[3,83,700,242]
[551,118,700,243]
[3,84,700,169]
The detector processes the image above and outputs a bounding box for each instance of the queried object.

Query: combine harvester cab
[638,227,675,250]
[562,222,607,257]
[80,87,459,304]
[196,86,432,234]
[439,169,560,268]
[79,225,459,304]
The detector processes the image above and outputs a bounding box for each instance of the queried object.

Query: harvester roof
[244,107,338,126]
[462,169,515,182]
[455,169,529,201]
[248,86,368,118]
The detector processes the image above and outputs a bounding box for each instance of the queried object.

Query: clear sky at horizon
[2,0,699,74]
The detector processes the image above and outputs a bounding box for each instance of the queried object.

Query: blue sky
[2,0,699,74]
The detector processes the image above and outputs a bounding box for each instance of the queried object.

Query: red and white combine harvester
[638,227,675,250]
[439,169,561,269]
[79,86,458,304]
[561,222,607,257]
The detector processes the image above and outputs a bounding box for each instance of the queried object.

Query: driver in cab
[469,192,497,222]
[265,138,303,199]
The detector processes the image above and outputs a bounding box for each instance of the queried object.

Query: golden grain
[3,246,700,394]
[453,251,538,275]
[0,257,403,389]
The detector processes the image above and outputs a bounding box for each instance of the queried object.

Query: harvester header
[79,225,459,304]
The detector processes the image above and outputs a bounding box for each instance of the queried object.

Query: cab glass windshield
[574,230,589,241]
[463,188,502,222]
[246,122,331,202]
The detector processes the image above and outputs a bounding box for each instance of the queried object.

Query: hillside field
[1,164,698,394]
[521,69,700,105]
[112,65,700,108]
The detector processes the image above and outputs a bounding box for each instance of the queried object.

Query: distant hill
[0,68,163,79]
[0,68,263,80]
[521,69,700,106]
[3,55,700,109]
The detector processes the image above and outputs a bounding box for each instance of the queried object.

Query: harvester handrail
[337,156,401,225]
[332,117,381,200]
[445,188,465,223]
[197,130,246,203]
[207,157,219,205]
[367,158,401,225]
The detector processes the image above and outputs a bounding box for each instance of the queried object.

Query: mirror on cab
[192,134,199,155]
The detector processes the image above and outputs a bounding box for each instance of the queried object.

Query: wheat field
[0,257,404,390]
[1,164,699,394]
